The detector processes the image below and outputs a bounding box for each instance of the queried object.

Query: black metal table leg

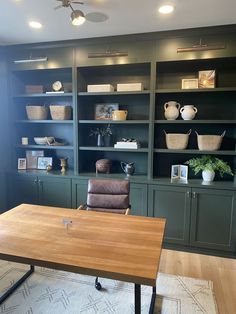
[0,265,34,304]
[135,283,141,314]
[149,286,156,314]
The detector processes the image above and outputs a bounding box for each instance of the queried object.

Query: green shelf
[79,120,149,124]
[155,120,236,124]
[16,120,74,124]
[78,90,151,96]
[17,145,74,150]
[156,87,236,93]
[154,149,236,155]
[79,146,149,152]
[14,92,73,98]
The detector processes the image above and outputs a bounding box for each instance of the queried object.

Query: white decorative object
[202,170,215,182]
[180,105,198,120]
[181,78,199,89]
[117,83,143,92]
[87,84,114,92]
[164,101,180,120]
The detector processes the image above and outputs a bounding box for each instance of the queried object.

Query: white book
[46,91,65,94]
[114,144,139,149]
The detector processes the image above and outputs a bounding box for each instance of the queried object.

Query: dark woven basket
[96,159,112,174]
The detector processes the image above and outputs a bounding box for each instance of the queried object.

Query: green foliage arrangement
[89,124,112,137]
[185,155,233,177]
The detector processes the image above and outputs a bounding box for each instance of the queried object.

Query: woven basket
[165,129,191,150]
[196,131,225,151]
[26,106,48,120]
[49,105,71,120]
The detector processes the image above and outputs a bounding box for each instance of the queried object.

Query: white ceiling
[1,0,236,46]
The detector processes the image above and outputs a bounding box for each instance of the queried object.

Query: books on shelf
[114,141,140,149]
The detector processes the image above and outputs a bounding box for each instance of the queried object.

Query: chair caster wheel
[95,282,102,290]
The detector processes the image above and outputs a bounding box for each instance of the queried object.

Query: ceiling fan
[54,0,108,25]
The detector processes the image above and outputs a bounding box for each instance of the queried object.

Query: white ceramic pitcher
[164,101,180,120]
[180,105,198,120]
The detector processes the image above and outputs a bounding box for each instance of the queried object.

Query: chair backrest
[87,179,130,214]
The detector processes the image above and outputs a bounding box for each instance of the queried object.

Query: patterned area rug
[0,260,218,314]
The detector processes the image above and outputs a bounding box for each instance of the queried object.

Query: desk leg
[149,286,156,314]
[0,265,34,304]
[135,283,141,314]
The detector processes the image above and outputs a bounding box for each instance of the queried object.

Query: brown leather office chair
[78,178,131,290]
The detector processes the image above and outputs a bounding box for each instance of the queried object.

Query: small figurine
[60,158,68,174]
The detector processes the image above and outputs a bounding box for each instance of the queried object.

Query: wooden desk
[0,204,166,313]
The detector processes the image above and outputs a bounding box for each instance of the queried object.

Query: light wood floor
[159,249,236,314]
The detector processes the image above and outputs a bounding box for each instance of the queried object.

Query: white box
[117,83,143,92]
[87,84,114,93]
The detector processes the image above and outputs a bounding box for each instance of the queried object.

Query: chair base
[95,276,102,290]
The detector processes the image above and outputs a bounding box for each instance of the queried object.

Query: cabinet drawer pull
[192,192,197,198]
[186,191,191,197]
[34,179,37,184]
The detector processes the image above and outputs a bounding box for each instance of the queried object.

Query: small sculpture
[121,162,135,176]
[60,158,68,174]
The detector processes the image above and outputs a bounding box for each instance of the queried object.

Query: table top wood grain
[0,204,166,286]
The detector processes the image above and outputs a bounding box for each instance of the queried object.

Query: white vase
[164,101,180,120]
[180,105,198,120]
[202,170,215,182]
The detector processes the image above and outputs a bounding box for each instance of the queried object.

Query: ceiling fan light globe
[71,10,86,26]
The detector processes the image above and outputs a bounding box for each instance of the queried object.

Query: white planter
[202,170,215,182]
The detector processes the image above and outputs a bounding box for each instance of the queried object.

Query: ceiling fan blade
[85,12,108,23]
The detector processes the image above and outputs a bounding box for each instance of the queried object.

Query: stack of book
[114,141,140,149]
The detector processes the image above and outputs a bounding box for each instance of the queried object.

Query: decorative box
[117,83,143,92]
[87,84,114,93]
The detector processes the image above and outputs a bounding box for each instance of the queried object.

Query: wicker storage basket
[49,105,71,120]
[26,106,48,120]
[165,129,191,150]
[196,131,225,151]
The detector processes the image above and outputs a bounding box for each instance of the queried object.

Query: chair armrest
[77,204,87,210]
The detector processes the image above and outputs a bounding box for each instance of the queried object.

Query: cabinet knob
[38,179,42,185]
[34,179,37,184]
[186,191,191,197]
[192,191,197,198]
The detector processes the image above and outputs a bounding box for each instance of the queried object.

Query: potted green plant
[185,155,233,182]
[89,124,112,147]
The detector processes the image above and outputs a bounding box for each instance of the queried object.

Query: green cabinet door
[38,176,72,208]
[148,185,191,245]
[130,183,148,216]
[8,175,38,209]
[190,188,236,252]
[72,179,88,209]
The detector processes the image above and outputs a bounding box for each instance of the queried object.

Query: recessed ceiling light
[158,5,175,14]
[28,21,42,29]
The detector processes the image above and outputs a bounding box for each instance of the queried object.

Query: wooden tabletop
[0,204,166,286]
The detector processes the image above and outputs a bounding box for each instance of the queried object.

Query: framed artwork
[26,150,44,169]
[171,165,188,183]
[198,70,215,88]
[95,103,119,120]
[18,158,27,170]
[181,78,199,89]
[37,157,53,170]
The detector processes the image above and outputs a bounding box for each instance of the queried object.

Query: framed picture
[181,79,199,89]
[171,165,188,183]
[26,150,44,169]
[37,157,53,170]
[198,70,215,88]
[18,158,27,170]
[95,103,119,120]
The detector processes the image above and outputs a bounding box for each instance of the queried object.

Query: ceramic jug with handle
[164,101,180,120]
[121,162,135,176]
[180,105,198,120]
[112,110,128,121]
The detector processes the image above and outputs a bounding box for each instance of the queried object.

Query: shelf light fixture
[13,57,48,64]
[177,39,225,53]
[88,50,128,58]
